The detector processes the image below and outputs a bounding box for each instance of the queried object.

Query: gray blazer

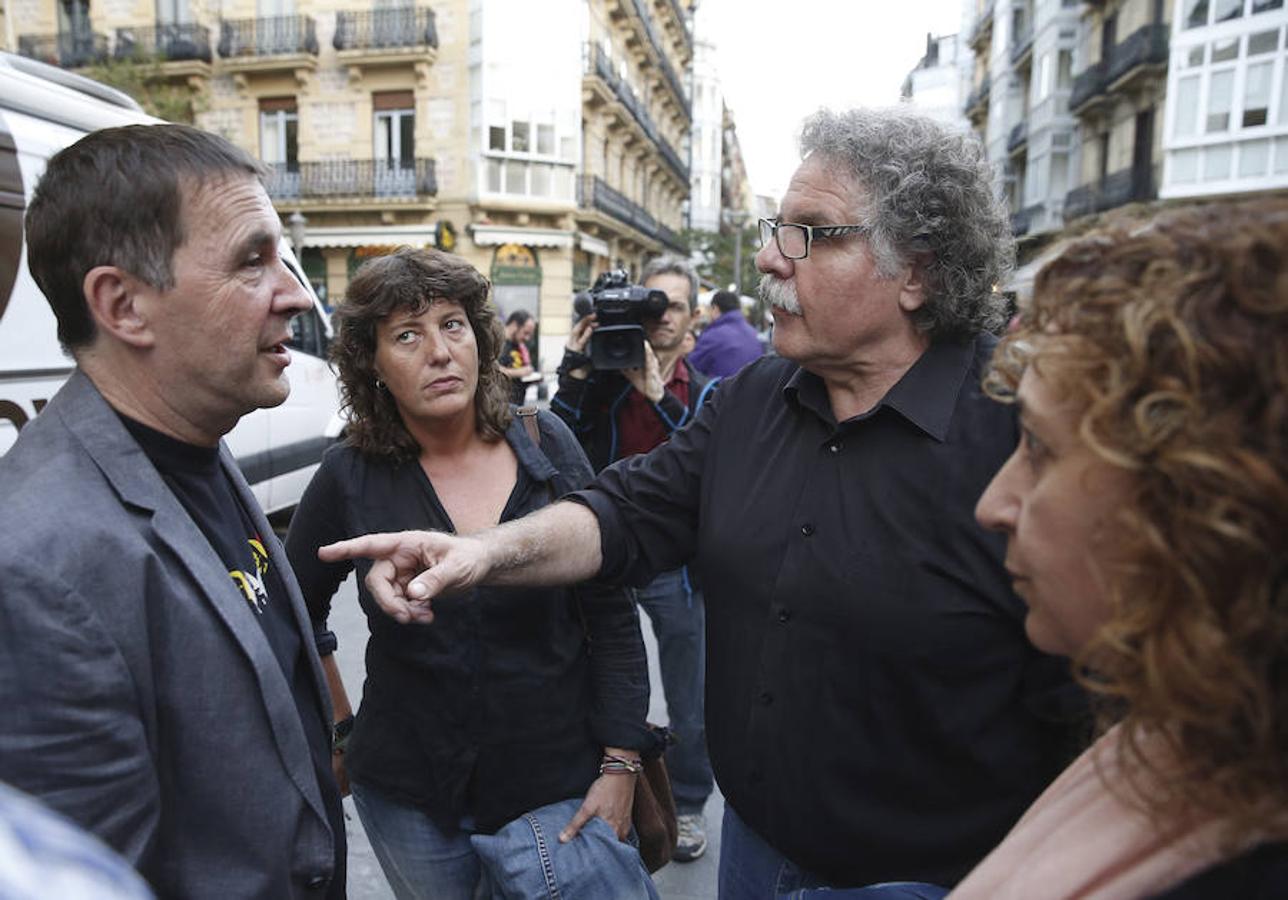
[0,371,339,898]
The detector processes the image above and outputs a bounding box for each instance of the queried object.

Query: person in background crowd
[0,124,345,898]
[315,107,1083,897]
[688,289,764,377]
[550,253,719,862]
[499,308,536,404]
[286,248,654,899]
[952,199,1288,899]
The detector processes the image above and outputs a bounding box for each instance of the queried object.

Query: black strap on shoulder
[515,406,541,447]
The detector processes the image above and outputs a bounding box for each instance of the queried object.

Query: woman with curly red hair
[952,198,1288,898]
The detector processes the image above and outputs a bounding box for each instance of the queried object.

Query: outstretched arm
[318,499,604,624]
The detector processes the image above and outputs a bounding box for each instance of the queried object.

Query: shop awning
[300,224,438,249]
[469,225,574,249]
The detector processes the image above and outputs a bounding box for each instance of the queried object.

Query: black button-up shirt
[572,335,1084,887]
[286,412,650,833]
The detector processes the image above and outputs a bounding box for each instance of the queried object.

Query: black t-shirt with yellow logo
[120,415,345,898]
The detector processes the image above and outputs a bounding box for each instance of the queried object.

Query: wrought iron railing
[579,174,682,245]
[263,158,437,200]
[1007,121,1028,153]
[1106,23,1168,86]
[1010,24,1034,63]
[1098,166,1152,209]
[1064,183,1097,220]
[965,74,991,115]
[17,31,108,68]
[583,43,688,182]
[114,23,212,63]
[218,15,318,58]
[333,6,437,52]
[1010,208,1031,236]
[1069,60,1106,111]
[969,0,995,47]
[628,0,690,118]
[665,0,692,51]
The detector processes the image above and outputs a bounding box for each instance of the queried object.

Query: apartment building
[688,32,721,232]
[1160,0,1288,199]
[902,30,972,131]
[1062,0,1171,220]
[8,0,693,362]
[966,0,1082,243]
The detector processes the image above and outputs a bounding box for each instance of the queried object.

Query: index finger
[318,533,405,564]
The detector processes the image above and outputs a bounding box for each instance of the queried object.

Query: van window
[0,127,23,321]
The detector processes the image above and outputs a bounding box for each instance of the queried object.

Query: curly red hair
[987,198,1288,845]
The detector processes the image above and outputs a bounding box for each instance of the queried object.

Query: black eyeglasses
[757,217,871,260]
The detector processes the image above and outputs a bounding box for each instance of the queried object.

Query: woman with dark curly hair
[951,199,1288,898]
[284,247,655,899]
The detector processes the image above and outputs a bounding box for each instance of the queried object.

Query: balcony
[333,6,437,66]
[628,0,690,119]
[969,1,995,50]
[218,15,318,76]
[965,75,991,119]
[264,158,437,202]
[1007,121,1028,155]
[1063,166,1153,220]
[17,31,108,68]
[1010,24,1034,65]
[582,44,688,185]
[114,23,212,71]
[1069,60,1106,113]
[1098,166,1152,209]
[663,0,692,55]
[1010,207,1031,236]
[578,174,683,249]
[1105,23,1168,90]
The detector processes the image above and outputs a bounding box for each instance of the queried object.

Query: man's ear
[897,254,930,314]
[82,266,156,349]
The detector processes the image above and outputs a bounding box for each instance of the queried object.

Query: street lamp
[725,208,749,296]
[288,210,307,257]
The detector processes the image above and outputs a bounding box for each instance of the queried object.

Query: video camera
[572,269,669,370]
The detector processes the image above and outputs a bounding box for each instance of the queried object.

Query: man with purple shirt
[688,290,764,377]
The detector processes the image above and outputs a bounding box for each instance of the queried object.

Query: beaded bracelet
[599,754,643,776]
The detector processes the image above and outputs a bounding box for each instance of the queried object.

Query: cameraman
[551,255,717,862]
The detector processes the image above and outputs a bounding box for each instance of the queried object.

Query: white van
[0,51,342,515]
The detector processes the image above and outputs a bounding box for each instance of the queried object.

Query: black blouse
[285,410,650,833]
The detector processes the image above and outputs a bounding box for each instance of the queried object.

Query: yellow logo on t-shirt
[230,537,271,614]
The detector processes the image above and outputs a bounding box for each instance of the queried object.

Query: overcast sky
[698,0,969,203]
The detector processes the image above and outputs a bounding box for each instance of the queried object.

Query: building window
[1215,0,1244,22]
[1172,147,1200,182]
[1243,61,1273,126]
[489,126,505,151]
[1057,50,1073,90]
[511,121,530,153]
[1248,27,1280,54]
[1184,0,1210,28]
[537,123,554,155]
[259,98,298,169]
[1212,37,1240,62]
[1174,75,1201,136]
[1253,0,1284,12]
[1204,143,1233,178]
[156,0,189,23]
[373,91,415,172]
[1186,45,1205,67]
[1207,69,1235,131]
[1239,138,1271,174]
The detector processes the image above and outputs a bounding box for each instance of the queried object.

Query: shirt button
[800,523,814,537]
[760,691,774,706]
[305,874,328,889]
[777,608,791,623]
[828,441,841,454]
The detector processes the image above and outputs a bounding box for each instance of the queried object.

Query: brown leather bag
[633,724,679,873]
[516,408,679,872]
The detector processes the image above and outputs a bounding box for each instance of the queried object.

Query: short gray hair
[799,108,1013,340]
[641,254,698,311]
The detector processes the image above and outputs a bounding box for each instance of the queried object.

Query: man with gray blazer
[0,125,345,898]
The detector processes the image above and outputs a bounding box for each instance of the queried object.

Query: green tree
[684,223,764,324]
[84,55,204,124]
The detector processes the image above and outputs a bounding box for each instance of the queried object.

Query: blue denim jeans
[351,781,486,900]
[719,806,949,900]
[635,567,713,814]
[354,784,658,900]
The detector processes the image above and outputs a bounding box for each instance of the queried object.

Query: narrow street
[328,572,722,900]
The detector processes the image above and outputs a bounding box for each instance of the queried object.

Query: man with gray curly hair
[319,108,1080,895]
